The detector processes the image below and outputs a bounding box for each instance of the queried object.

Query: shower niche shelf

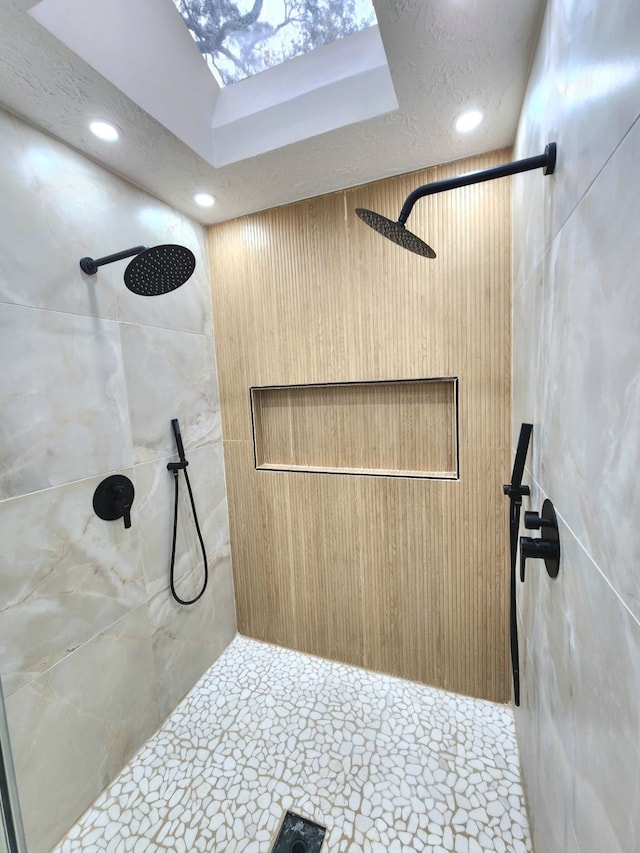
[250,376,459,480]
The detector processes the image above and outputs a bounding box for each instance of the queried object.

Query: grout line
[511,452,640,631]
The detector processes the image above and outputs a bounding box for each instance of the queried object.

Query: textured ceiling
[0,0,545,225]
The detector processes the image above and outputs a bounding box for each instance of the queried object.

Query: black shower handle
[524,511,554,530]
[112,482,132,529]
[520,537,559,582]
[519,499,561,582]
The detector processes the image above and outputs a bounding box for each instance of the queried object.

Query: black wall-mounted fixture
[167,418,208,606]
[503,423,533,707]
[93,474,135,529]
[520,499,561,581]
[356,143,557,257]
[79,244,196,295]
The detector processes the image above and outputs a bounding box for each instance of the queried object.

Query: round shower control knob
[93,474,135,529]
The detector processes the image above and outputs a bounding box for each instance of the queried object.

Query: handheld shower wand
[171,418,187,465]
[167,418,208,605]
[503,423,533,707]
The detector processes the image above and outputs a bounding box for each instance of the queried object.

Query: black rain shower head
[355,209,436,258]
[356,142,557,258]
[79,244,196,295]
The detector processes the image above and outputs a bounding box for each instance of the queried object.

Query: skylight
[172,0,378,86]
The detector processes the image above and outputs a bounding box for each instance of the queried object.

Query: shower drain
[271,811,326,853]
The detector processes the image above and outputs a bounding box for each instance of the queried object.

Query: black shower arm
[397,143,557,226]
[80,245,148,275]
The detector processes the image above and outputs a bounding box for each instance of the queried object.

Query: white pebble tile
[51,636,531,852]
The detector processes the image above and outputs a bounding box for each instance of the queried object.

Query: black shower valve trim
[520,499,561,582]
[93,474,135,530]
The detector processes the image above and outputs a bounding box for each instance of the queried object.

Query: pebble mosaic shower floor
[53,636,531,853]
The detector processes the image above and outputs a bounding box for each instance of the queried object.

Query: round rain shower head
[124,244,196,296]
[355,209,436,258]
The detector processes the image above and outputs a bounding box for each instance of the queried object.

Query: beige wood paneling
[209,149,512,702]
[251,378,458,477]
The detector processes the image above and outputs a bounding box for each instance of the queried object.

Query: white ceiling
[0,0,546,226]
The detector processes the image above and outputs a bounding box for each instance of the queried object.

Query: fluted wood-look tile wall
[208,150,512,702]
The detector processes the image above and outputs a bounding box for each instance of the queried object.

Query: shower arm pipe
[397,143,557,226]
[80,245,148,275]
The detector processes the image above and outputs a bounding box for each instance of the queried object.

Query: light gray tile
[564,524,640,853]
[5,605,161,853]
[517,0,640,243]
[0,303,132,499]
[0,472,146,696]
[149,546,236,721]
[537,119,640,617]
[135,442,229,599]
[120,323,220,464]
[0,108,212,335]
[518,505,576,853]
[0,109,119,320]
[511,261,544,452]
[517,502,640,853]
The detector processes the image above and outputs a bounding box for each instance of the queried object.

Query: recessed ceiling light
[194,192,216,207]
[454,109,484,134]
[89,120,120,142]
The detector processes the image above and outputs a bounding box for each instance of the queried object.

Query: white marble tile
[563,523,640,853]
[511,261,544,452]
[516,494,577,853]
[5,605,161,853]
[120,323,220,464]
[536,118,640,618]
[0,106,233,853]
[0,303,132,499]
[0,471,146,696]
[53,636,531,853]
[135,443,229,600]
[516,0,640,242]
[149,546,236,721]
[0,108,119,320]
[513,3,640,845]
[0,106,213,336]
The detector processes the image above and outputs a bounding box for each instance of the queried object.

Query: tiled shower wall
[511,0,640,851]
[0,107,236,852]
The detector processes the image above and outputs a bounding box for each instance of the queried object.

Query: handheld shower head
[357,142,557,258]
[79,244,196,295]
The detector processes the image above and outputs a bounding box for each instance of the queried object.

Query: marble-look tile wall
[511,1,640,851]
[0,107,236,852]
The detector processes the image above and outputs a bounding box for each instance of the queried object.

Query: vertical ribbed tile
[208,150,511,701]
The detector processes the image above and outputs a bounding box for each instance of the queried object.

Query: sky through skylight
[172,0,378,86]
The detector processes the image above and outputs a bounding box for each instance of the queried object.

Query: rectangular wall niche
[250,377,459,479]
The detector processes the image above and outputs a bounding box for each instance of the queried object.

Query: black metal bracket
[93,475,135,529]
[520,498,560,581]
[167,460,189,473]
[503,483,530,503]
